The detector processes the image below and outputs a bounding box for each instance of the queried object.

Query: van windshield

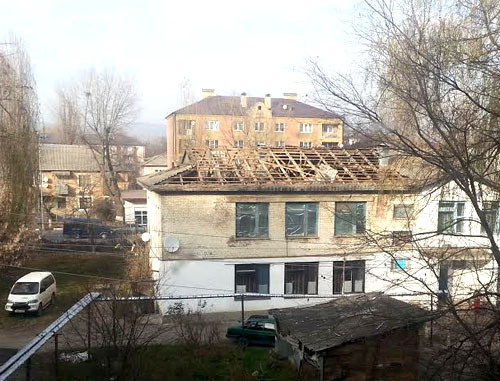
[11,282,39,295]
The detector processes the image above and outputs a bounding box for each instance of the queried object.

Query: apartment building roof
[41,144,102,171]
[139,147,407,192]
[270,293,434,352]
[168,96,340,119]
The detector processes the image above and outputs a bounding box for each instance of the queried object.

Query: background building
[165,90,344,167]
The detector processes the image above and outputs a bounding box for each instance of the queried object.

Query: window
[57,197,67,209]
[438,201,465,234]
[235,264,269,294]
[393,204,414,219]
[333,260,365,294]
[234,140,244,148]
[275,141,285,148]
[255,141,266,148]
[321,142,338,149]
[392,230,412,245]
[482,201,500,234]
[275,123,285,132]
[300,141,312,149]
[285,202,318,237]
[255,122,266,132]
[78,175,92,188]
[206,120,220,130]
[234,122,245,131]
[257,105,262,110]
[205,139,218,149]
[284,262,318,294]
[135,210,147,227]
[300,123,313,133]
[322,124,337,136]
[334,202,366,235]
[391,258,408,271]
[79,196,92,210]
[236,203,269,238]
[178,120,195,135]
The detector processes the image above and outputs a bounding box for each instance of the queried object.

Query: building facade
[140,147,497,313]
[41,143,144,221]
[165,90,344,167]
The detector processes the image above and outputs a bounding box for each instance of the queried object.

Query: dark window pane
[333,261,365,294]
[236,203,269,238]
[284,262,318,294]
[235,264,269,293]
[335,202,366,235]
[286,203,318,237]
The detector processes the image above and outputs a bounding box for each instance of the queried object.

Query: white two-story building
[139,147,497,313]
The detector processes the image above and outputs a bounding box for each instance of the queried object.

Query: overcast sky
[1,0,362,131]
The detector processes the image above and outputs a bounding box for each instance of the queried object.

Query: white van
[5,272,57,315]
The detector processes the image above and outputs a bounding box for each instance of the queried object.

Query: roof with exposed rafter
[138,147,408,193]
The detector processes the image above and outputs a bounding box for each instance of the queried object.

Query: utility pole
[38,130,45,231]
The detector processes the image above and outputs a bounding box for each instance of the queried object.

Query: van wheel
[73,233,80,239]
[51,293,56,306]
[36,303,43,316]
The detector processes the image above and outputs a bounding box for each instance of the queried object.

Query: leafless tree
[55,69,139,222]
[0,38,40,264]
[307,0,500,378]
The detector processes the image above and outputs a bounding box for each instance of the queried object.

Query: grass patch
[42,344,303,381]
[0,252,126,330]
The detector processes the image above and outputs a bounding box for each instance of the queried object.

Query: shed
[270,293,435,381]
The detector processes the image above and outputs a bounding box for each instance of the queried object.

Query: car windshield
[11,282,39,295]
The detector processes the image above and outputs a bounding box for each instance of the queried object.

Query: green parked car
[226,315,276,347]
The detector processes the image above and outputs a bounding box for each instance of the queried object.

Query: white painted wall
[124,200,147,224]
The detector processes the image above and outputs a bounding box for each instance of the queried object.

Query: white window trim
[206,120,220,131]
[275,123,285,132]
[234,122,245,131]
[300,123,314,133]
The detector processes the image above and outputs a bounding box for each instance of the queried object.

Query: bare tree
[0,38,40,264]
[307,0,500,378]
[55,69,139,222]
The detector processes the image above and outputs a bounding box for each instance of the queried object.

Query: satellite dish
[43,176,49,183]
[163,236,180,253]
[282,104,288,110]
[141,232,150,242]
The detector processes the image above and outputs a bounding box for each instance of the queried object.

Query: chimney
[378,144,391,166]
[240,92,247,108]
[264,93,271,109]
[202,88,215,98]
[283,92,298,101]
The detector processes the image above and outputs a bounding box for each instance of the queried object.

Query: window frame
[275,141,285,148]
[299,123,313,133]
[275,122,285,132]
[254,122,266,132]
[322,124,337,136]
[482,201,500,234]
[79,196,92,210]
[205,139,219,149]
[206,120,220,131]
[78,174,92,188]
[234,264,270,298]
[235,202,269,239]
[234,140,244,148]
[285,202,319,238]
[437,201,465,234]
[333,260,365,294]
[233,121,245,132]
[134,210,147,227]
[334,202,367,236]
[391,258,409,271]
[284,262,319,295]
[299,141,312,149]
[393,204,414,219]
